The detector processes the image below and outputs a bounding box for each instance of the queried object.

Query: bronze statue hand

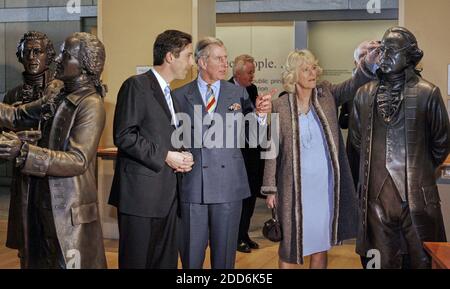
[0,131,24,161]
[16,130,42,145]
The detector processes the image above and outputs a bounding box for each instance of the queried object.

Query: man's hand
[364,41,381,69]
[165,151,194,173]
[0,131,23,161]
[256,89,276,116]
[266,194,277,209]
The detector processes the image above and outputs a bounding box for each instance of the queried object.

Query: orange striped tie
[206,84,217,113]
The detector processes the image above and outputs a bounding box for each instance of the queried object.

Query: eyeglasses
[208,55,228,64]
[23,48,44,56]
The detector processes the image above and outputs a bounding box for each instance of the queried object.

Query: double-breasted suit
[173,78,261,268]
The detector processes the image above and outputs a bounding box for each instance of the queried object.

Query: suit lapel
[185,81,206,112]
[214,80,230,115]
[172,95,181,114]
[183,80,209,140]
[146,70,172,122]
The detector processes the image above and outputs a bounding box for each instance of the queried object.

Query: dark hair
[385,26,424,68]
[16,31,56,65]
[71,32,107,97]
[153,30,192,66]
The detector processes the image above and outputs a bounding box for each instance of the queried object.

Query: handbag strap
[271,207,277,220]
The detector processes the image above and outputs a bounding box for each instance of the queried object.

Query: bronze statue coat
[261,64,373,264]
[0,86,107,268]
[3,73,63,263]
[350,67,450,256]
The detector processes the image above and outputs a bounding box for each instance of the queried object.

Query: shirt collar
[151,68,170,93]
[197,73,220,91]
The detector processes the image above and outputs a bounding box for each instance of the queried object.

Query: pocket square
[228,103,241,111]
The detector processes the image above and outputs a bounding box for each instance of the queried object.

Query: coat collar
[404,67,420,88]
[66,86,97,106]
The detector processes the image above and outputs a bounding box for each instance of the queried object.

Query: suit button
[202,166,208,169]
[221,165,225,168]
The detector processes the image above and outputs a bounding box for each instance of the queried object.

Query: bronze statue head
[55,32,106,96]
[379,26,423,75]
[16,31,56,75]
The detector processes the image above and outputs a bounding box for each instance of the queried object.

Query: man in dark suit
[173,37,272,269]
[229,54,264,253]
[109,30,195,269]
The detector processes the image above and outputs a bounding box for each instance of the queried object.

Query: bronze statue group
[0,26,448,269]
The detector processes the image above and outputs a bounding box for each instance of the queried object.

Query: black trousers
[118,200,179,269]
[366,177,430,269]
[238,195,257,242]
[238,153,264,243]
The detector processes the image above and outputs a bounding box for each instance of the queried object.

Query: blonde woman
[262,48,379,269]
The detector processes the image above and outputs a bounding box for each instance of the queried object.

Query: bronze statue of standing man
[0,32,107,269]
[2,31,62,268]
[350,26,450,269]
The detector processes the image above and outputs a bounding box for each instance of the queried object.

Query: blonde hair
[281,49,322,93]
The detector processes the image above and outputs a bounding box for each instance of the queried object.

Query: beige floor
[0,194,363,269]
[0,221,362,269]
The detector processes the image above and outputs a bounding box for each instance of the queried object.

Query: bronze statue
[2,31,63,268]
[350,26,450,268]
[4,31,61,106]
[0,32,107,269]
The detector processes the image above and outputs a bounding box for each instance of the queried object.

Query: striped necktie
[206,84,217,113]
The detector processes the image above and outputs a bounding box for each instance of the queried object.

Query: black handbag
[262,207,282,242]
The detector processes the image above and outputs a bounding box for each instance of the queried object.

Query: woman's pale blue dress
[299,107,334,257]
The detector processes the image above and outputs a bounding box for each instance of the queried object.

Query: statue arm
[428,87,450,167]
[0,100,41,130]
[20,96,105,177]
